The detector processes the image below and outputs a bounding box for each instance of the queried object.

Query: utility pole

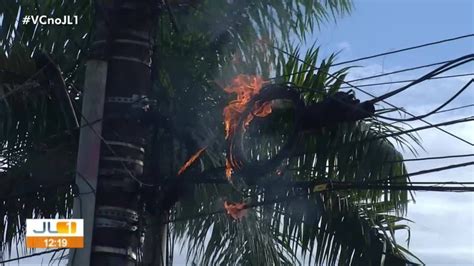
[69,0,157,265]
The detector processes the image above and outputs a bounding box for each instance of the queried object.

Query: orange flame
[225,158,233,180]
[223,75,272,180]
[177,147,207,176]
[224,201,248,220]
[223,75,272,139]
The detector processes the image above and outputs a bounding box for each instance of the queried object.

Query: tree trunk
[71,0,158,265]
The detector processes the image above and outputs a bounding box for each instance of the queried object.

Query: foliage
[171,48,421,265]
[0,0,423,265]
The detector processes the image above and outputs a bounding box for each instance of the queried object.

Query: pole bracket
[95,217,138,231]
[96,206,139,222]
[106,94,156,108]
[92,245,137,261]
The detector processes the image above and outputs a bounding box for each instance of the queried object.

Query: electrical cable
[386,153,474,163]
[271,35,474,81]
[0,62,52,101]
[346,59,453,82]
[163,180,474,224]
[285,153,474,170]
[367,54,473,104]
[0,172,95,202]
[360,91,474,146]
[3,151,473,201]
[332,34,474,66]
[272,62,472,84]
[225,80,472,179]
[375,79,473,122]
[0,118,103,154]
[366,116,474,142]
[434,103,474,115]
[0,248,66,264]
[76,112,157,187]
[271,46,474,146]
[187,157,474,187]
[276,46,474,146]
[341,73,473,89]
[375,160,474,183]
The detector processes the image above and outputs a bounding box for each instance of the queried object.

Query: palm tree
[0,0,423,265]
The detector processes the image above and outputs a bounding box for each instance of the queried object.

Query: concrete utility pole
[68,60,108,266]
[69,0,157,265]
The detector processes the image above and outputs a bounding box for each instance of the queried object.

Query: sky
[3,0,473,265]
[301,0,473,264]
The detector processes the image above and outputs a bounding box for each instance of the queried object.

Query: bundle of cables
[226,83,375,180]
[226,54,473,181]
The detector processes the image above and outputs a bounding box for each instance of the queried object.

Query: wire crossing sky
[302,0,473,264]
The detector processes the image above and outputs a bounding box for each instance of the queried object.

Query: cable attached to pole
[332,34,474,66]
[376,79,473,122]
[0,248,66,264]
[367,54,473,104]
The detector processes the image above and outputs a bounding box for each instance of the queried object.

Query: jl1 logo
[32,221,77,234]
[26,219,84,248]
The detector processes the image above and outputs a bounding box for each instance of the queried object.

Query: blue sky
[302,0,473,264]
[313,0,473,65]
[3,0,473,265]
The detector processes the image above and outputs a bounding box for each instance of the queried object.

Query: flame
[224,201,248,220]
[177,147,207,176]
[223,74,272,139]
[223,75,272,180]
[225,158,233,180]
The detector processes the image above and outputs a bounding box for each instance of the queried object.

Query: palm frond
[170,46,422,265]
[0,44,77,252]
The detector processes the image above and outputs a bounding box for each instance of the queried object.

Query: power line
[376,160,474,183]
[341,73,473,89]
[272,74,473,126]
[1,91,159,187]
[0,248,66,264]
[2,158,472,219]
[0,118,103,154]
[282,162,474,188]
[347,67,474,145]
[362,92,474,146]
[188,156,474,187]
[1,104,472,201]
[434,103,474,114]
[4,150,474,201]
[367,55,473,104]
[330,184,474,192]
[163,179,474,224]
[75,171,97,195]
[0,172,95,202]
[346,60,454,82]
[389,153,474,162]
[383,181,474,185]
[332,34,474,66]
[76,110,157,187]
[0,62,52,101]
[163,192,313,224]
[0,179,74,201]
[375,79,473,122]
[286,153,474,168]
[270,61,471,83]
[272,46,474,146]
[370,116,474,142]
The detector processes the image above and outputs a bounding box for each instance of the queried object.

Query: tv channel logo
[26,219,84,248]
